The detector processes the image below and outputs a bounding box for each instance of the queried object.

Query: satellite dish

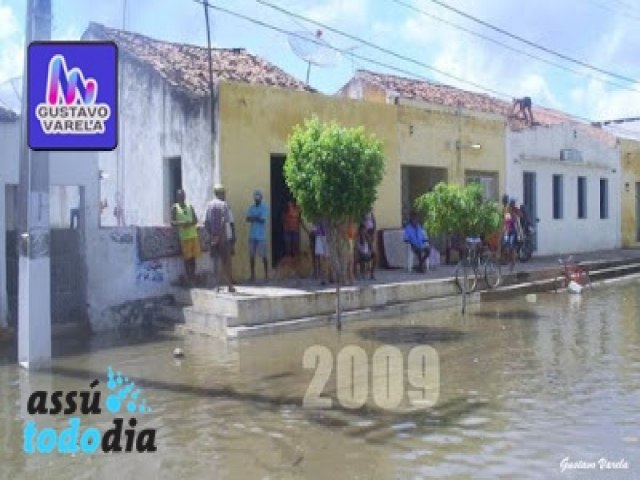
[288,29,340,85]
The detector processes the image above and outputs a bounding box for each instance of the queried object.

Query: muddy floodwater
[1,278,639,479]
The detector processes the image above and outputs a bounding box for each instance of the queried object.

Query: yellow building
[218,79,506,279]
[619,138,640,247]
[86,23,507,280]
[338,70,507,218]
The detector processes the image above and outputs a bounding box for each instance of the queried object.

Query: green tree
[414,182,502,239]
[285,117,385,328]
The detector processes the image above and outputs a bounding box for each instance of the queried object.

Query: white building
[81,22,309,228]
[506,122,621,255]
[0,106,101,330]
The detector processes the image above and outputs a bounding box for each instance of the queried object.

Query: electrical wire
[584,0,640,21]
[390,0,640,95]
[422,0,638,85]
[195,0,640,136]
[195,0,516,101]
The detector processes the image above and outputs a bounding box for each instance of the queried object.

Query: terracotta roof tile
[85,22,311,97]
[354,70,617,145]
[0,105,18,122]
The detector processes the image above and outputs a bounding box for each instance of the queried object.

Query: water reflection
[0,279,639,479]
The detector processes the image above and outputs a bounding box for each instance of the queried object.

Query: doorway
[401,166,447,223]
[523,171,537,250]
[270,155,293,267]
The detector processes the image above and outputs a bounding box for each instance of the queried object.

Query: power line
[196,0,515,101]
[585,0,640,21]
[391,0,640,95]
[196,0,636,133]
[422,0,639,85]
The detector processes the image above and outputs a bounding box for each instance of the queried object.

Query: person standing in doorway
[246,189,269,282]
[283,199,303,257]
[205,184,235,293]
[171,189,200,286]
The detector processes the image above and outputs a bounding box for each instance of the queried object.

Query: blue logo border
[27,40,119,152]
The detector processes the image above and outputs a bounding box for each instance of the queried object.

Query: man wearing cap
[246,189,269,282]
[205,184,235,293]
[171,189,199,286]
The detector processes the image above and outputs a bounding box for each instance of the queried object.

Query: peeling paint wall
[87,227,212,331]
[96,55,213,228]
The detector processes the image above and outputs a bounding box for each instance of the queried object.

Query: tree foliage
[285,117,385,327]
[285,117,385,224]
[415,182,501,238]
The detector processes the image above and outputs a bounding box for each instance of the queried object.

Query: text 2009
[303,345,439,411]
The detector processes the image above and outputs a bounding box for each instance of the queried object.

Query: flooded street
[1,278,639,480]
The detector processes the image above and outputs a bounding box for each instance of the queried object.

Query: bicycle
[517,226,535,262]
[455,237,502,293]
[553,256,592,292]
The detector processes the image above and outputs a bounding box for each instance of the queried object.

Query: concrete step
[481,262,640,301]
[186,279,459,326]
[182,306,230,337]
[226,292,479,338]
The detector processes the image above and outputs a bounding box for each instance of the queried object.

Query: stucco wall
[0,126,100,328]
[87,227,212,331]
[96,55,213,228]
[396,100,505,191]
[620,138,640,247]
[507,124,621,255]
[218,82,399,280]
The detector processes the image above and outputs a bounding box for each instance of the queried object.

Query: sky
[1,0,639,125]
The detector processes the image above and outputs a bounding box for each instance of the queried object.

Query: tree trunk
[326,223,347,330]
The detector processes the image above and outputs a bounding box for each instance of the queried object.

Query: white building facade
[0,110,101,329]
[506,123,621,256]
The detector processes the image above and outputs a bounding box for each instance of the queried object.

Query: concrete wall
[218,81,399,280]
[87,227,212,331]
[507,123,621,255]
[620,138,640,247]
[0,116,100,328]
[95,53,213,227]
[395,99,505,194]
[0,120,19,328]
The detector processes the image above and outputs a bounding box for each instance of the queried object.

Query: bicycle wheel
[483,257,502,289]
[455,258,478,293]
[518,238,533,262]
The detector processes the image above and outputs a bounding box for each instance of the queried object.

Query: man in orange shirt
[283,199,303,257]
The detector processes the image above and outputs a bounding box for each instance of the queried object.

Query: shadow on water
[46,364,484,446]
[473,309,545,321]
[0,325,178,367]
[357,325,467,344]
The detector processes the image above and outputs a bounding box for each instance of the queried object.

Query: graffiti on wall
[137,226,210,261]
[109,228,134,244]
[135,259,165,284]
